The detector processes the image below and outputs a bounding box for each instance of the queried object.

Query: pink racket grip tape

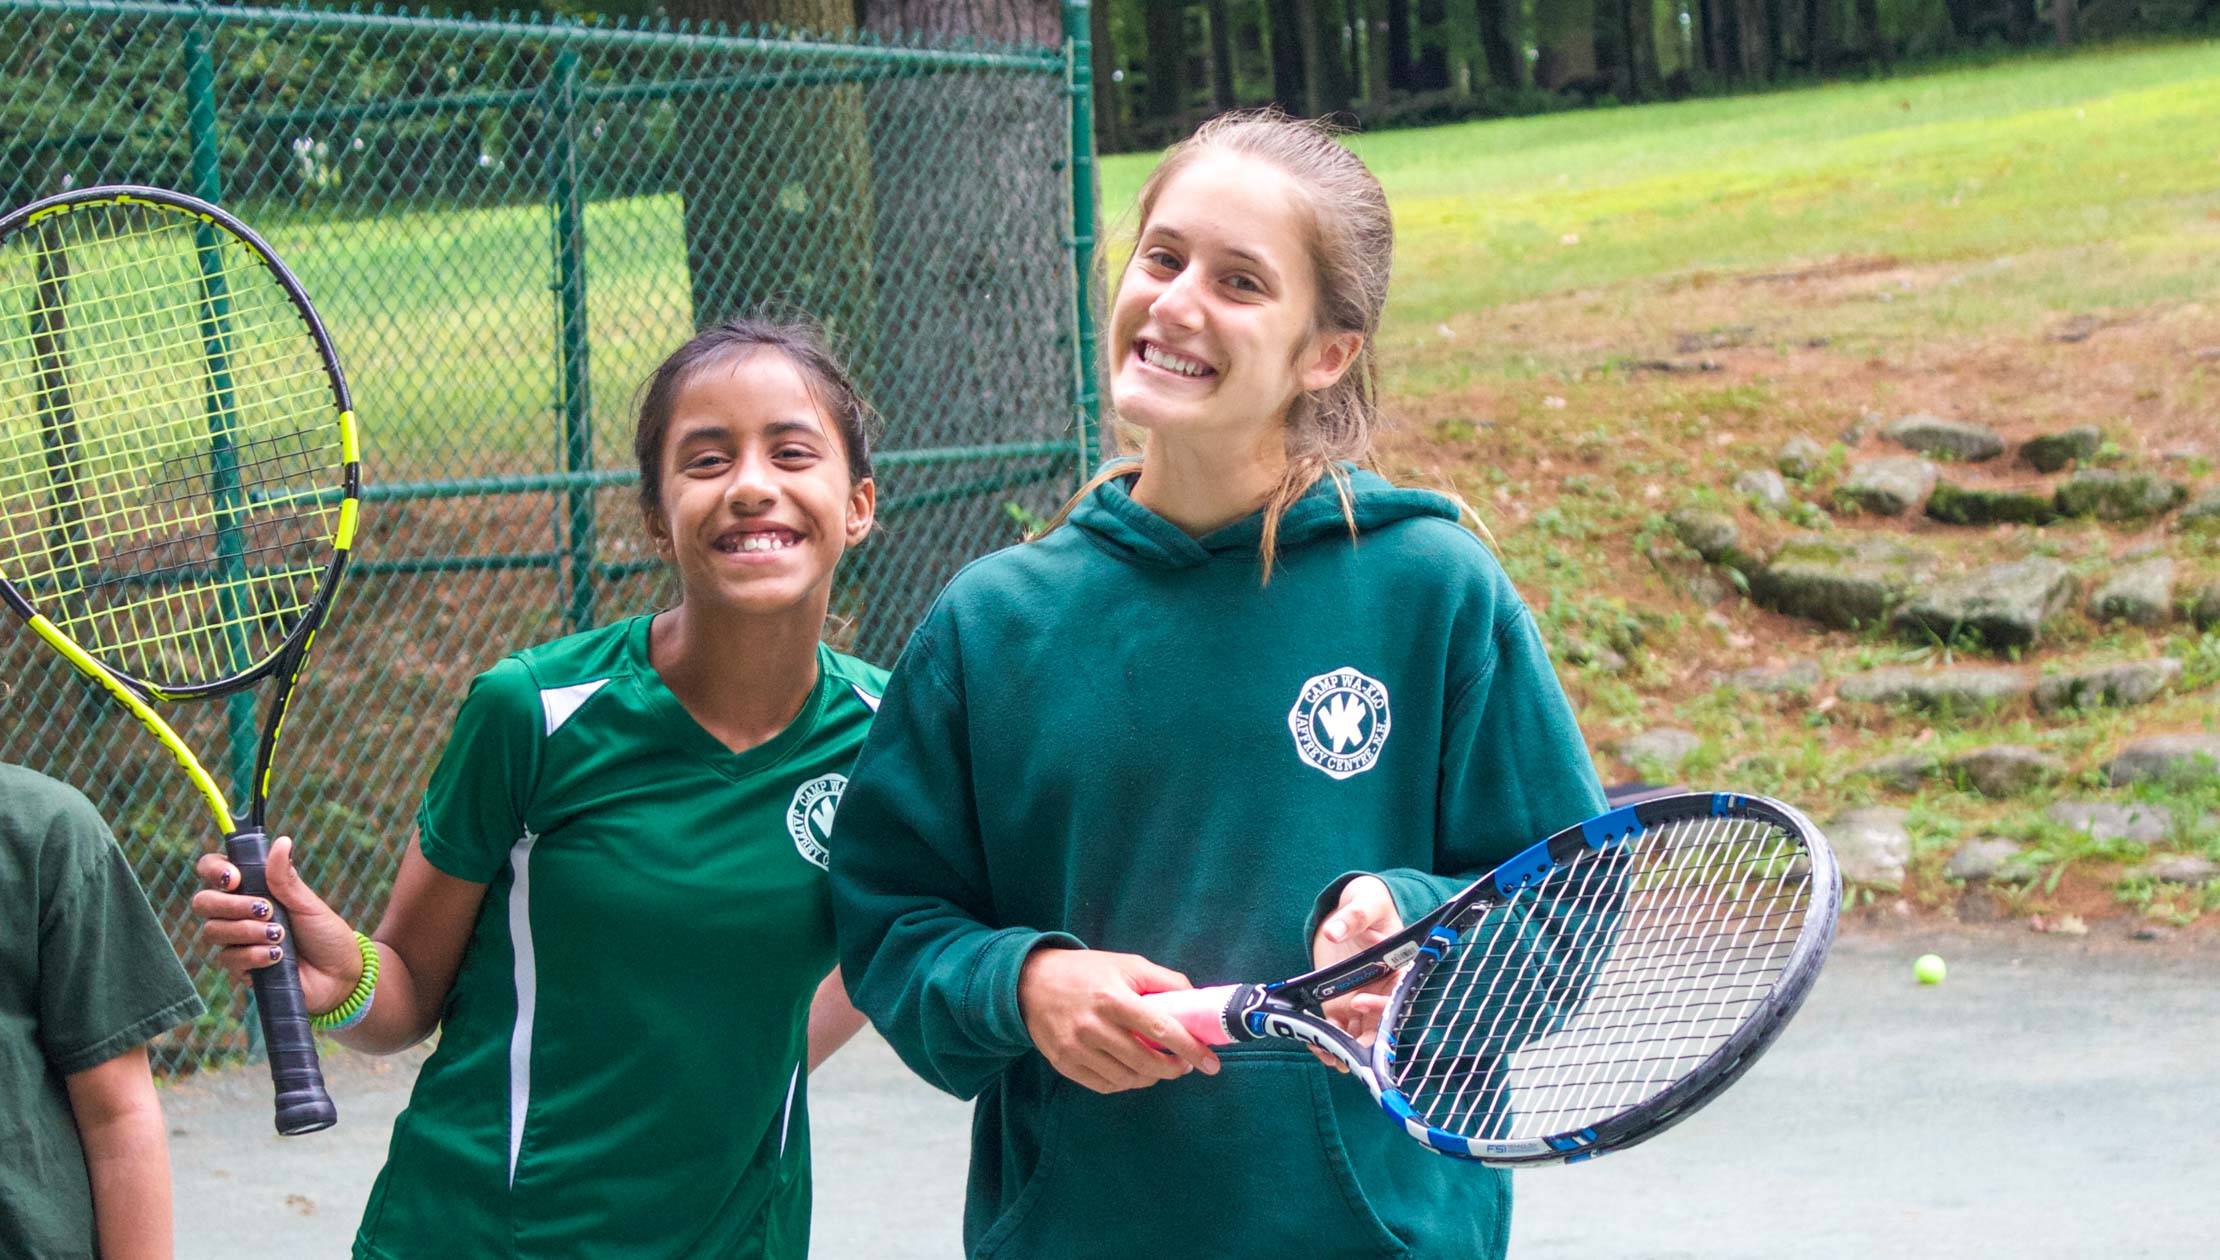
[1140,984,1244,1048]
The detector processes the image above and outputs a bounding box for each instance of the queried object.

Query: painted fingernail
[267,946,283,962]
[252,901,270,919]
[265,925,283,943]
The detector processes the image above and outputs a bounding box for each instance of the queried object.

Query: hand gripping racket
[1144,792,1837,1166]
[0,186,358,1134]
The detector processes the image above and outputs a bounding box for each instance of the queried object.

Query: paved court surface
[167,926,2218,1257]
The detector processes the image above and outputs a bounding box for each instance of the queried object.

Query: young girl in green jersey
[829,111,1605,1259]
[191,320,885,1259]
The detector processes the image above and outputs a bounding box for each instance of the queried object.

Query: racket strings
[1388,815,1812,1142]
[0,201,344,688]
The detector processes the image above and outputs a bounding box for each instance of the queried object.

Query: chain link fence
[0,0,1101,1075]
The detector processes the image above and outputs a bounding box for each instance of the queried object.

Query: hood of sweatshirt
[1066,463,1462,570]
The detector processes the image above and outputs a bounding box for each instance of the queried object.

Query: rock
[1615,729,1701,773]
[1890,556,2078,650]
[1946,837,2032,883]
[1564,638,1629,672]
[2033,658,2183,714]
[2054,469,2188,521]
[1923,482,2060,527]
[2177,488,2220,533]
[1858,752,1937,792]
[1735,468,1793,513]
[2194,582,2220,631]
[1945,745,2065,797]
[1885,413,2005,462]
[1841,457,1938,515]
[2018,425,2102,473]
[1778,435,1826,479]
[2131,923,2177,942]
[2141,856,2219,885]
[1723,660,1823,695]
[2046,801,2173,845]
[1836,666,2032,712]
[1668,509,1740,563]
[1749,534,1935,629]
[2088,557,2175,626]
[2107,735,2220,788]
[1683,570,1733,606]
[1827,807,1911,891]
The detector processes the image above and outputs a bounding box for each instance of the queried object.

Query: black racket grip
[225,828,339,1136]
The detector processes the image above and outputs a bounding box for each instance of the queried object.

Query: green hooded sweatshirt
[829,467,1605,1259]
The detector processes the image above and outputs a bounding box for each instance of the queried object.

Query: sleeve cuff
[1304,869,1462,945]
[969,927,1087,1054]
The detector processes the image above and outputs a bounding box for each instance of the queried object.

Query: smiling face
[647,349,874,619]
[1107,151,1361,457]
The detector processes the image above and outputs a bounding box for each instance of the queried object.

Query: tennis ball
[1913,953,1946,985]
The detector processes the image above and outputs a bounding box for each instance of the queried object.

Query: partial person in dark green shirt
[830,111,1606,1259]
[1,762,204,1260]
[188,320,886,1259]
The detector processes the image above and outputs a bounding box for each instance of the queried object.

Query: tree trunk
[1739,0,1773,79]
[1593,0,1631,94]
[1269,0,1311,110]
[2004,0,2032,43]
[1206,0,1240,109]
[1144,2,1188,122]
[2051,0,2075,44]
[668,0,873,339]
[1365,0,1394,102]
[1412,0,1451,90]
[1623,0,1655,96]
[1801,0,1836,69]
[1090,0,1124,152]
[1534,0,1599,89]
[1317,0,1358,109]
[1853,0,1883,60]
[857,0,1067,660]
[1387,0,1415,90]
[1475,0,1522,87]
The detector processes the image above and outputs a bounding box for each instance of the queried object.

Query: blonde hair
[1043,108,1395,580]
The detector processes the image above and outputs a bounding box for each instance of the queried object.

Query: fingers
[190,887,280,925]
[1121,956,1193,996]
[195,851,240,892]
[1114,996,1222,1077]
[1319,876,1397,945]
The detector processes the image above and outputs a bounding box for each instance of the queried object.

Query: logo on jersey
[1287,667,1391,780]
[786,774,847,870]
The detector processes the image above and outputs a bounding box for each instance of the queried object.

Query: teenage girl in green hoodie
[829,111,1606,1258]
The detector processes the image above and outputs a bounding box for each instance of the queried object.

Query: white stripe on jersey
[850,682,881,713]
[540,679,611,736]
[506,829,540,1186]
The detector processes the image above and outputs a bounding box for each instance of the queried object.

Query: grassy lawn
[1099,41,2220,928]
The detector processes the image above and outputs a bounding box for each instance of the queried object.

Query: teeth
[727,533,798,553]
[1141,343,1211,378]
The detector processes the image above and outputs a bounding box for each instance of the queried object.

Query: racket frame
[0,185,359,1135]
[1206,791,1839,1167]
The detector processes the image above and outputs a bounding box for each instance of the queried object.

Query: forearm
[66,1052,174,1260]
[806,968,868,1072]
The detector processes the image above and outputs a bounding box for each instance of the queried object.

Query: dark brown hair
[633,318,880,526]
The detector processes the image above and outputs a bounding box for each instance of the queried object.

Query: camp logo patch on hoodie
[1286,666,1392,780]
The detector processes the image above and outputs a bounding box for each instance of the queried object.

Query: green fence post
[1063,0,1101,484]
[186,6,264,1062]
[184,11,259,824]
[547,46,596,632]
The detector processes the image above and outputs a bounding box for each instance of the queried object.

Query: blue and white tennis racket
[1145,792,1838,1166]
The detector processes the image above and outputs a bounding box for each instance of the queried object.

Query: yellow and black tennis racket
[0,186,356,1135]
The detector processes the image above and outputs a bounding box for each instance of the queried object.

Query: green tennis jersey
[355,614,886,1260]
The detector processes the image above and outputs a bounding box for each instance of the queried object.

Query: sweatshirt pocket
[973,1048,1410,1260]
